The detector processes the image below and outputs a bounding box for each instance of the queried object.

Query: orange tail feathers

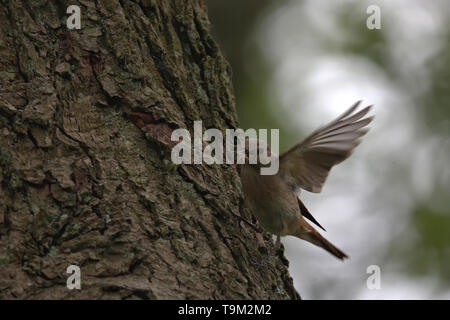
[295,218,348,260]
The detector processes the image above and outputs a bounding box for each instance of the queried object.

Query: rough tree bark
[0,0,299,299]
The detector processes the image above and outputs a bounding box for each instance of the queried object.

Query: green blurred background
[208,0,450,299]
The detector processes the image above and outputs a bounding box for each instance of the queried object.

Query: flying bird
[240,101,373,260]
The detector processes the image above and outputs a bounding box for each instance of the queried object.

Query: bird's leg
[275,234,281,250]
[241,217,265,249]
[231,210,266,250]
[255,232,265,248]
[267,234,282,256]
[231,211,262,233]
[248,217,266,249]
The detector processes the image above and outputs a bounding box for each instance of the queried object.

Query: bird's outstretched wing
[279,101,373,193]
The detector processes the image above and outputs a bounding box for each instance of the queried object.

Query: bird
[239,101,373,260]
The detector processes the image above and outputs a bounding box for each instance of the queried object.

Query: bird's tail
[295,218,348,260]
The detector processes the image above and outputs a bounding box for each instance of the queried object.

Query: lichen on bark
[0,0,299,299]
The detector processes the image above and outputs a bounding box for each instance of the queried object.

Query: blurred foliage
[336,4,389,72]
[407,203,450,280]
[423,33,450,134]
[208,0,294,151]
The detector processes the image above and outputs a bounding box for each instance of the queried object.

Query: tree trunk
[0,0,299,299]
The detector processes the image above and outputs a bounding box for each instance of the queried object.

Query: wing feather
[279,101,373,193]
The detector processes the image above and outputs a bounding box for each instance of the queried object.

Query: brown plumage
[240,101,373,260]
